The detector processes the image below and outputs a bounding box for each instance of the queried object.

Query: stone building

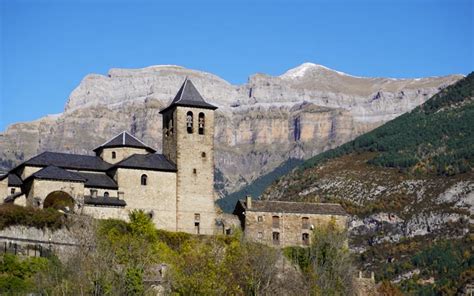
[233,196,348,247]
[1,78,348,244]
[0,78,218,235]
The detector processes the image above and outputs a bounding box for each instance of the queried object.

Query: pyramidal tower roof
[93,131,156,153]
[160,78,218,114]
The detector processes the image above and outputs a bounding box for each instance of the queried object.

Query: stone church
[0,79,218,235]
[1,79,347,243]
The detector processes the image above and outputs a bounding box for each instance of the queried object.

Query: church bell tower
[160,78,218,235]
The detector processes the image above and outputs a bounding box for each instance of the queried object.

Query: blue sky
[1,0,472,131]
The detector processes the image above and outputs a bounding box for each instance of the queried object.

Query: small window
[198,112,205,135]
[272,232,280,245]
[302,233,310,245]
[194,213,200,221]
[90,189,98,198]
[112,151,116,159]
[104,192,109,198]
[195,222,200,234]
[141,174,148,186]
[272,216,280,228]
[193,168,197,174]
[10,188,15,194]
[201,152,206,158]
[258,232,263,239]
[187,111,193,134]
[302,217,309,229]
[257,216,263,222]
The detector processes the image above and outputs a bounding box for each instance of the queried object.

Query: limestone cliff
[0,63,462,196]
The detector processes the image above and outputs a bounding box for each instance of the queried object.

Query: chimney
[246,195,252,209]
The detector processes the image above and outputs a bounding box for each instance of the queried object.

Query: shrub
[0,204,66,230]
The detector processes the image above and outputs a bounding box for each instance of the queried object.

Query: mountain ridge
[0,64,463,197]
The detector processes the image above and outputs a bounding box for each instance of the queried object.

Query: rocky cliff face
[0,63,462,196]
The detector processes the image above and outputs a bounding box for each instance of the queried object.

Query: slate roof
[24,151,112,172]
[93,131,156,153]
[76,172,118,189]
[84,196,127,207]
[160,78,218,114]
[237,200,347,216]
[29,166,87,182]
[7,174,22,187]
[114,153,176,172]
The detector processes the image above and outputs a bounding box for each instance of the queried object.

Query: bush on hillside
[0,204,66,230]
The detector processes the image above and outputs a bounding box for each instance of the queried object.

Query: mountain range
[0,63,462,200]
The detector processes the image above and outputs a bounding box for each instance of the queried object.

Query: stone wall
[21,165,42,180]
[244,211,347,247]
[173,107,217,235]
[115,168,177,231]
[99,147,149,164]
[0,178,7,200]
[26,179,85,209]
[84,187,119,198]
[82,205,129,221]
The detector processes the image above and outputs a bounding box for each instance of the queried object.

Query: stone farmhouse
[234,196,347,247]
[1,79,347,244]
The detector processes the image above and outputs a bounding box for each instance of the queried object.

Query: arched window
[141,174,148,186]
[169,118,174,135]
[164,115,169,137]
[198,113,205,135]
[112,151,116,159]
[104,192,109,198]
[186,111,193,133]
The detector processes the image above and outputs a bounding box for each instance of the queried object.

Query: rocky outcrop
[0,63,462,196]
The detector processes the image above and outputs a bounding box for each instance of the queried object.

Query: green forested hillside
[260,72,474,294]
[218,73,473,212]
[301,72,473,176]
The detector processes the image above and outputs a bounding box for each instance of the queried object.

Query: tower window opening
[112,151,116,159]
[104,191,109,198]
[169,118,174,135]
[193,168,197,174]
[201,152,206,158]
[187,111,193,134]
[141,174,148,186]
[164,115,169,137]
[198,112,205,135]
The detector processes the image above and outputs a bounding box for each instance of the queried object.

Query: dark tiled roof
[84,196,126,207]
[25,151,112,172]
[30,166,87,182]
[8,174,23,187]
[93,131,156,153]
[114,153,176,172]
[160,78,218,114]
[76,172,118,189]
[238,200,347,216]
